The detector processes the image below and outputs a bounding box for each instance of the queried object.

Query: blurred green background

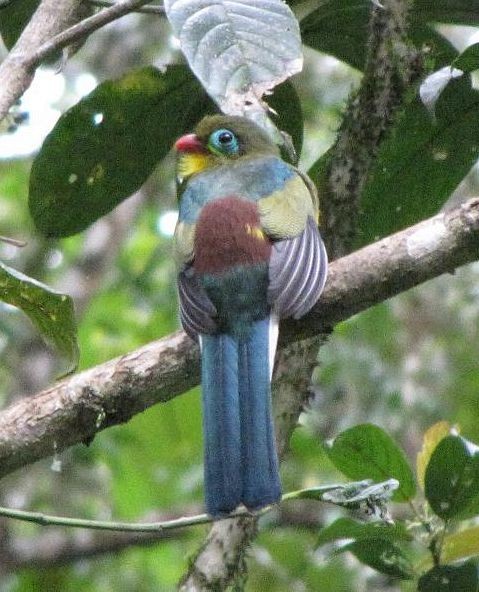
[1,3,479,591]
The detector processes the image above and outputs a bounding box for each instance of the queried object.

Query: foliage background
[0,1,479,590]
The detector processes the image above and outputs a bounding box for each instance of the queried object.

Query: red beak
[174,133,205,153]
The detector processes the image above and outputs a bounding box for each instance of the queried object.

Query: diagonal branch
[0,0,151,122]
[0,198,478,482]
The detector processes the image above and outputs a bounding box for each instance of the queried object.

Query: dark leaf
[29,66,213,237]
[357,74,479,245]
[454,43,479,73]
[0,261,78,372]
[316,517,411,548]
[325,424,416,501]
[418,562,479,592]
[425,434,479,520]
[341,539,414,579]
[0,0,39,49]
[268,81,303,158]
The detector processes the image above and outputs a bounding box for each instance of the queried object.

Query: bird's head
[174,115,280,180]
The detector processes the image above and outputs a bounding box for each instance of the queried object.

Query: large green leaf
[29,65,212,237]
[325,424,416,501]
[425,434,479,520]
[0,261,78,372]
[357,74,479,245]
[418,562,479,592]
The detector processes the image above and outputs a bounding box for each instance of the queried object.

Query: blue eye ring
[208,128,239,155]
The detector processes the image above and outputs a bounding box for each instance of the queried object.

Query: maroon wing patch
[267,216,328,319]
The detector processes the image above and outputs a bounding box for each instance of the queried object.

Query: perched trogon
[173,115,328,517]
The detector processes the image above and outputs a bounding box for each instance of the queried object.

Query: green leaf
[443,526,479,565]
[417,421,453,491]
[325,424,416,501]
[316,517,411,548]
[358,74,479,245]
[29,65,213,237]
[341,539,414,579]
[164,0,302,121]
[0,0,39,49]
[454,43,479,73]
[0,261,78,372]
[300,0,457,71]
[300,1,369,71]
[418,562,479,592]
[425,434,479,520]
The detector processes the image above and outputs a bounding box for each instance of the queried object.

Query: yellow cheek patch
[177,153,213,179]
[245,223,266,241]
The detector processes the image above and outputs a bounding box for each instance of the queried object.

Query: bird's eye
[218,130,233,144]
[208,128,239,155]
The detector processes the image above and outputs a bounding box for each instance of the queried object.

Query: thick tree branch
[0,198,478,482]
[0,0,150,122]
[319,0,422,256]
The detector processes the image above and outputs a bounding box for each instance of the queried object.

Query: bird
[173,115,328,517]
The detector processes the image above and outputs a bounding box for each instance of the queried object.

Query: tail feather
[239,317,281,510]
[201,317,281,517]
[201,333,242,516]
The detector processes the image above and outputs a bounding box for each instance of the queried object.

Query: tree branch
[319,0,422,256]
[0,0,151,123]
[0,198,477,482]
[88,0,165,14]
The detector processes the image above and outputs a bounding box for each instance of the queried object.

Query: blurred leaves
[0,260,78,372]
[325,424,416,501]
[425,434,479,520]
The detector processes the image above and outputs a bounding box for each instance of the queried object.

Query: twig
[87,0,165,14]
[0,235,27,248]
[29,0,152,66]
[0,504,214,532]
[0,485,352,534]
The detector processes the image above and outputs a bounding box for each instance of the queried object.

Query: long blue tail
[201,316,281,517]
